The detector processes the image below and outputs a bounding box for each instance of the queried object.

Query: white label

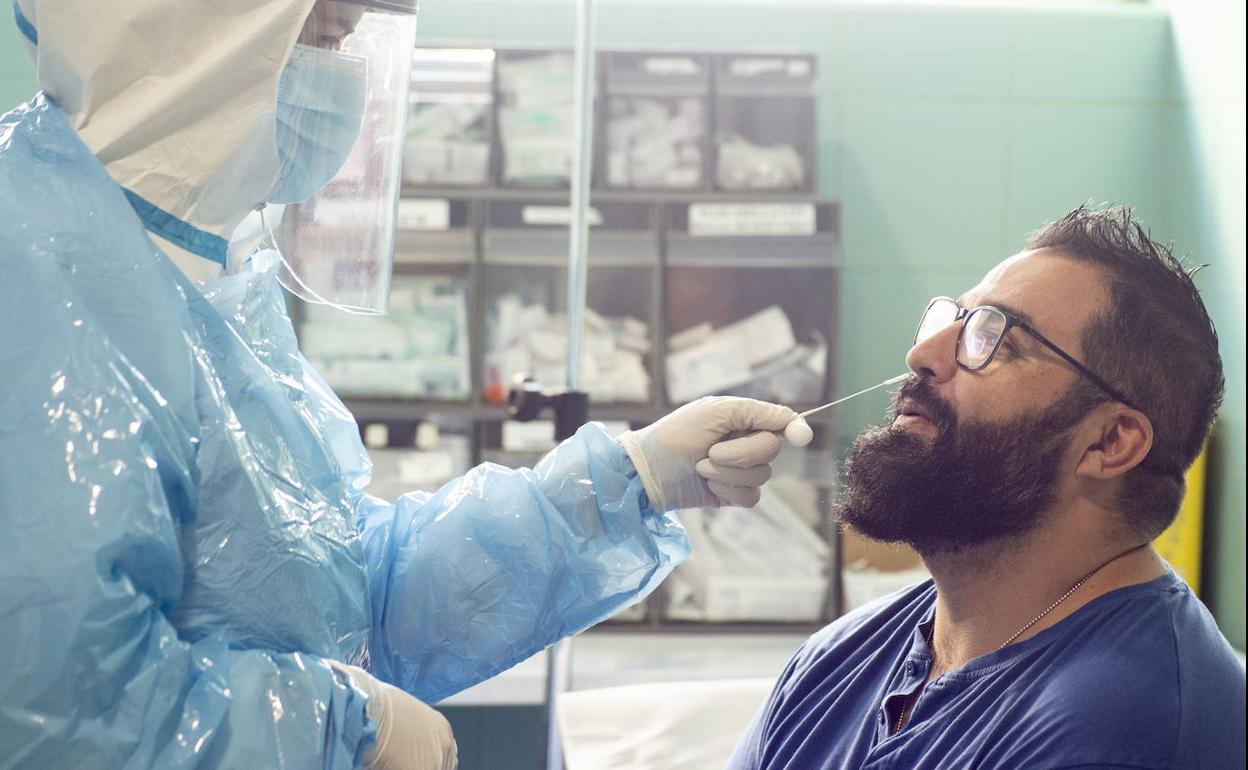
[728,57,810,78]
[642,56,699,77]
[730,57,784,77]
[363,423,390,449]
[521,205,603,227]
[787,59,813,77]
[502,420,557,452]
[398,198,451,231]
[688,203,816,237]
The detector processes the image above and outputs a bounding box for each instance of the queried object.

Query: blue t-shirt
[727,571,1245,769]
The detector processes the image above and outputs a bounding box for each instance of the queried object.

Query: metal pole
[543,635,575,770]
[546,2,595,769]
[564,0,595,391]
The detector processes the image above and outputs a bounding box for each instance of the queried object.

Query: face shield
[247,0,418,314]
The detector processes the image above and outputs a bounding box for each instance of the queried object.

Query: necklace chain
[997,570,1094,649]
[891,543,1148,736]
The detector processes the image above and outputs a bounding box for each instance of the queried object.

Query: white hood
[16,0,317,278]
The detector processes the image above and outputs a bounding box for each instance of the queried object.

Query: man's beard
[834,377,1091,556]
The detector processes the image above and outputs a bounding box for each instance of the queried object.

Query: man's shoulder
[1001,575,1245,769]
[1040,574,1243,702]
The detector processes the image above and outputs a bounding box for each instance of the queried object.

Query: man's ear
[1074,405,1154,480]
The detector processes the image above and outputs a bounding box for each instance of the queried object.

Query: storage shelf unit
[336,196,840,423]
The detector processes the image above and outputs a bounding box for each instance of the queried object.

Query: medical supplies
[714,53,816,193]
[403,48,494,186]
[303,275,471,398]
[602,51,711,190]
[665,485,829,622]
[715,134,806,191]
[485,294,652,403]
[666,305,826,404]
[496,51,576,187]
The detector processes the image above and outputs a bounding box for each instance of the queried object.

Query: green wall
[1,11,32,108]
[1163,0,1246,649]
[3,1,1241,649]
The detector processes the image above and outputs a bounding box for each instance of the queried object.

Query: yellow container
[1154,449,1208,593]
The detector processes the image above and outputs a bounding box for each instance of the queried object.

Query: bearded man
[727,205,1245,770]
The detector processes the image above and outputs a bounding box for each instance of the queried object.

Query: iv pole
[544,1,596,768]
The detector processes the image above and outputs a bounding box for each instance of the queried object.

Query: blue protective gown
[0,94,689,768]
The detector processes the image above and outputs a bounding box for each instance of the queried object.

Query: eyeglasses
[914,296,1141,412]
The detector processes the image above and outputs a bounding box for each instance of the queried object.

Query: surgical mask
[270,43,367,205]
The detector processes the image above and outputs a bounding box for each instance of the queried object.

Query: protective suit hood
[14,0,317,279]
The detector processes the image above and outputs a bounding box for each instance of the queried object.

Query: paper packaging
[302,275,471,399]
[666,305,801,402]
[716,134,806,191]
[497,52,576,186]
[666,334,752,405]
[403,101,491,186]
[606,96,703,189]
[665,487,829,622]
[486,294,653,404]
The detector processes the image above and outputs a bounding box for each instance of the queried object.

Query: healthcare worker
[0,2,799,768]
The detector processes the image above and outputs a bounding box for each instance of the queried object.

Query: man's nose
[905,321,960,383]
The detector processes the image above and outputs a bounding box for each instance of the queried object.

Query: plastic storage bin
[601,51,710,191]
[663,200,839,408]
[301,197,475,400]
[496,49,577,188]
[404,48,495,187]
[713,53,817,193]
[481,199,659,405]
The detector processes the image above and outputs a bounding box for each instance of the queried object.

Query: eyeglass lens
[916,298,959,345]
[960,307,1008,368]
[916,299,1011,370]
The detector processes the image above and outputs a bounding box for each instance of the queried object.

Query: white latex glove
[328,661,457,770]
[618,396,799,512]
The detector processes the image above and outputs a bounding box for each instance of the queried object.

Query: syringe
[784,373,909,446]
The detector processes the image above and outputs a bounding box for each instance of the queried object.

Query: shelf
[343,398,672,425]
[343,399,479,422]
[400,185,826,205]
[480,252,659,268]
[666,254,838,269]
[393,252,475,267]
[342,397,843,426]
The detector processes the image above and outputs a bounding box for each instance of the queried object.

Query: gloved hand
[618,396,799,512]
[329,661,457,770]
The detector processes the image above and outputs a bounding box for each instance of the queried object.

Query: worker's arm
[353,393,796,704]
[355,422,689,704]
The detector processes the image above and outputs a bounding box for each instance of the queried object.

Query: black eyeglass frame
[916,296,1144,414]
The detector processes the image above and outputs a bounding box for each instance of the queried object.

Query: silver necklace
[892,543,1148,735]
[997,542,1149,649]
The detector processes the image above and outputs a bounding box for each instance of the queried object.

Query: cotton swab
[783,373,909,447]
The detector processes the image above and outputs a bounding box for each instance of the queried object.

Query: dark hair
[1026,204,1224,539]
